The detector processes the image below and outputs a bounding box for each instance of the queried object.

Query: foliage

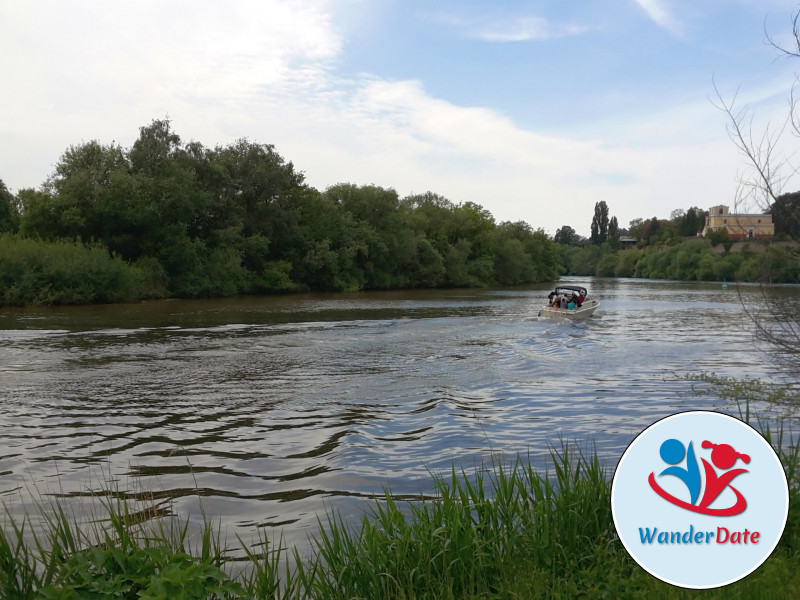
[705,226,731,247]
[0,235,142,306]
[677,206,706,237]
[4,120,563,306]
[607,215,619,249]
[0,179,19,234]
[562,236,799,283]
[554,224,581,245]
[307,448,613,599]
[0,493,245,600]
[772,191,800,239]
[560,243,605,277]
[590,200,609,244]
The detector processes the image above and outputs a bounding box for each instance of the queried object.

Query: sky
[2,0,800,236]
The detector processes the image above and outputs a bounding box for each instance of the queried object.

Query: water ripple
[1,281,797,550]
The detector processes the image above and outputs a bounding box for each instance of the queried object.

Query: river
[1,278,796,552]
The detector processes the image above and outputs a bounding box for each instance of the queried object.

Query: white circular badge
[611,411,788,589]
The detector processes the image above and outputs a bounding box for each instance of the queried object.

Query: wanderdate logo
[648,438,750,516]
[612,411,788,589]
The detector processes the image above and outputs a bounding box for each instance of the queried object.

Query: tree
[679,207,706,237]
[771,191,800,238]
[554,225,578,245]
[671,207,703,237]
[590,201,609,245]
[608,216,620,249]
[128,118,182,175]
[43,140,131,245]
[0,179,18,233]
[713,13,800,361]
[323,184,412,288]
[628,218,644,242]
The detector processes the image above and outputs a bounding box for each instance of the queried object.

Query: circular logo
[611,411,788,589]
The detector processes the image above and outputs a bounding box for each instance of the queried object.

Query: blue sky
[2,0,799,235]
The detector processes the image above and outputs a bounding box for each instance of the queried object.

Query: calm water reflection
[1,278,796,549]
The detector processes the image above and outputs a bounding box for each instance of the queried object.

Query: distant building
[702,205,774,239]
[618,236,637,249]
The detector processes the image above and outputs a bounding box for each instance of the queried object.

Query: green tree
[554,225,578,245]
[614,250,638,277]
[608,216,620,249]
[628,218,644,242]
[641,216,668,245]
[682,207,705,236]
[4,119,566,303]
[590,201,609,245]
[128,118,182,175]
[771,192,800,238]
[18,141,129,242]
[402,192,455,256]
[0,179,19,233]
[324,184,416,288]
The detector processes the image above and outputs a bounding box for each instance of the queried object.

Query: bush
[0,235,142,306]
[595,252,618,277]
[613,250,638,277]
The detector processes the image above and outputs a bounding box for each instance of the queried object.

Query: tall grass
[2,419,799,598]
[303,447,612,599]
[0,492,245,599]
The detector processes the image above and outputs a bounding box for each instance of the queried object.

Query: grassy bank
[2,423,799,598]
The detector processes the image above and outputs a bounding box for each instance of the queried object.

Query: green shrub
[595,252,618,277]
[0,235,142,306]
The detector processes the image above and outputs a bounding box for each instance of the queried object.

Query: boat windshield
[553,285,587,297]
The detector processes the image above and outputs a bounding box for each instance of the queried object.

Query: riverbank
[561,237,800,283]
[2,234,798,309]
[3,424,799,598]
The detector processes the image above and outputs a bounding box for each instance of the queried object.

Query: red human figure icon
[698,441,750,510]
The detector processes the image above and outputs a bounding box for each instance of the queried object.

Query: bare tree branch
[714,13,800,364]
[765,11,800,58]
[711,78,792,213]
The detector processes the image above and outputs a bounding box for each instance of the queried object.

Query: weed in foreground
[1,409,799,598]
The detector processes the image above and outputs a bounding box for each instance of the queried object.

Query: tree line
[0,120,560,306]
[552,200,800,283]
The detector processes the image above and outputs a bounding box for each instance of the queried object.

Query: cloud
[271,75,745,235]
[468,17,588,42]
[0,0,341,185]
[632,0,683,35]
[0,0,762,237]
[435,11,588,43]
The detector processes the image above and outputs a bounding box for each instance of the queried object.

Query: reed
[0,492,246,599]
[2,417,799,598]
[303,445,615,599]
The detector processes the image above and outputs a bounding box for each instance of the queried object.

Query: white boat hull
[538,299,599,320]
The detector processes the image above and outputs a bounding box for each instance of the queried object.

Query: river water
[1,278,797,552]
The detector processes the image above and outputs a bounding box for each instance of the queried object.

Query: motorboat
[538,285,599,320]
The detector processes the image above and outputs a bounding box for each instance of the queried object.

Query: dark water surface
[1,278,796,550]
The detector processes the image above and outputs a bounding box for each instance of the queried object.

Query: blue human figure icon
[658,438,701,505]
